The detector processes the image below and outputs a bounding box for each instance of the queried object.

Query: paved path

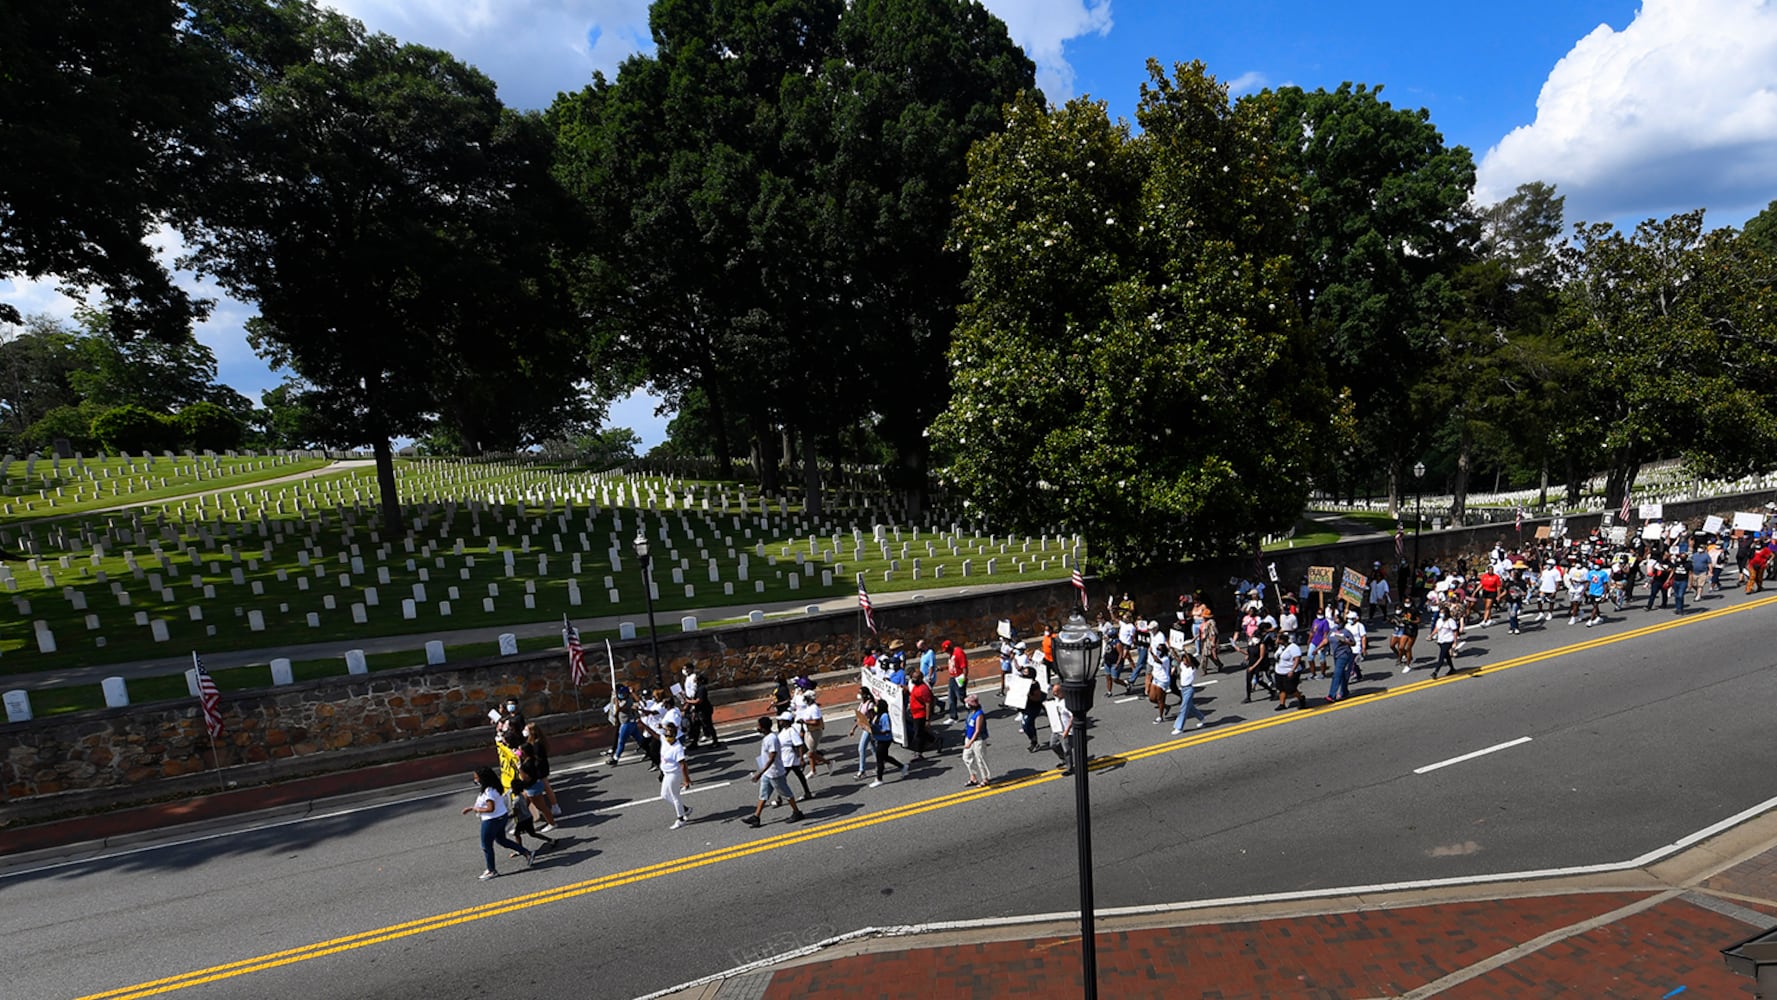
[16,577,1040,690]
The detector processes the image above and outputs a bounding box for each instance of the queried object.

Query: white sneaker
[1401,665,1412,673]
[670,819,686,830]
[868,779,883,788]
[1568,617,1577,626]
[538,823,556,833]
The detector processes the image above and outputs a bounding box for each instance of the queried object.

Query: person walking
[606,685,643,764]
[514,734,556,832]
[868,698,906,787]
[1171,654,1210,732]
[1017,661,1046,752]
[795,690,829,774]
[1327,617,1357,702]
[961,695,991,787]
[1670,548,1693,614]
[776,712,813,799]
[1048,684,1076,774]
[744,717,804,827]
[463,766,533,881]
[907,669,938,759]
[944,640,968,723]
[1430,609,1462,678]
[680,664,722,749]
[659,721,693,829]
[848,686,875,777]
[1146,641,1172,723]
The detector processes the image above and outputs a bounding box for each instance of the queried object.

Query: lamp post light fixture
[1412,461,1427,594]
[1052,608,1106,1000]
[632,529,665,692]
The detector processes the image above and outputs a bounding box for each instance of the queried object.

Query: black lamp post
[1412,461,1427,593]
[1053,607,1105,1000]
[632,529,665,692]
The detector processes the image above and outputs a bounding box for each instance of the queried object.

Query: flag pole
[563,614,582,723]
[857,572,864,665]
[193,651,225,794]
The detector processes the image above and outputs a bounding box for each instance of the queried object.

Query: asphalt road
[7,585,1777,1000]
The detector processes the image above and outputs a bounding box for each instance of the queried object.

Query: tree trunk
[371,431,401,531]
[901,438,928,520]
[1387,465,1399,518]
[802,430,822,517]
[752,411,778,495]
[1563,453,1581,507]
[1538,458,1549,509]
[705,374,734,481]
[1451,421,1472,526]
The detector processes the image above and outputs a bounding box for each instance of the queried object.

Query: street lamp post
[632,529,665,692]
[1053,608,1105,1000]
[1412,461,1427,595]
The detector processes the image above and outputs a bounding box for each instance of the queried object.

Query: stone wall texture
[0,579,1081,812]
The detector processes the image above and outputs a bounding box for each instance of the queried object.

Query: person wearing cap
[795,690,828,774]
[1344,607,1368,662]
[1367,573,1392,623]
[961,694,991,786]
[944,639,968,722]
[744,716,804,827]
[1326,613,1358,702]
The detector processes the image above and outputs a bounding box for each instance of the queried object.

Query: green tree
[177,401,244,452]
[1743,198,1777,259]
[249,379,325,451]
[64,306,224,413]
[91,404,179,453]
[0,315,84,444]
[1557,210,1777,506]
[1255,83,1475,511]
[21,405,100,454]
[935,64,1326,570]
[0,0,224,338]
[185,0,586,526]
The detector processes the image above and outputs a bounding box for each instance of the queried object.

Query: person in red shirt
[907,670,938,760]
[944,639,968,722]
[1478,568,1502,626]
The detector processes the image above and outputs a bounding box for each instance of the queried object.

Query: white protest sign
[1639,502,1664,520]
[860,668,908,747]
[1733,511,1767,532]
[1642,523,1664,540]
[1703,515,1725,535]
[1043,700,1067,734]
[1609,526,1629,544]
[1003,673,1034,712]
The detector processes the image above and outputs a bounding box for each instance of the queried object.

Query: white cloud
[1225,70,1268,96]
[981,0,1113,99]
[1476,0,1777,226]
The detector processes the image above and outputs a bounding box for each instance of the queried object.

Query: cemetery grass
[0,458,1084,677]
[0,455,332,523]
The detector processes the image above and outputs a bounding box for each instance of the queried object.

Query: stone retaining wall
[0,579,1079,810]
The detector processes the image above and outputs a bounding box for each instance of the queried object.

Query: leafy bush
[91,404,179,453]
[178,401,244,452]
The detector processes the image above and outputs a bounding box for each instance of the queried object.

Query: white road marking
[1113,696,1141,704]
[1413,736,1533,775]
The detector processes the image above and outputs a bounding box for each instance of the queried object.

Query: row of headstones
[0,628,533,722]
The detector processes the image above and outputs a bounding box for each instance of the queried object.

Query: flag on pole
[857,575,877,633]
[563,616,587,686]
[192,652,223,739]
[1394,527,1405,564]
[1071,565,1088,607]
[1619,491,1632,522]
[1515,508,1523,532]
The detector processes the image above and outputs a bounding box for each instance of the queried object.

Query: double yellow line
[79,591,1777,1000]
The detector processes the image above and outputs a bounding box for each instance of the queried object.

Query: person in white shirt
[1367,577,1392,622]
[794,692,827,773]
[1048,684,1077,774]
[1564,562,1589,625]
[1272,637,1306,710]
[1538,564,1563,621]
[1170,654,1209,731]
[744,716,803,827]
[1345,613,1368,659]
[1147,645,1173,723]
[658,722,693,829]
[1431,610,1463,678]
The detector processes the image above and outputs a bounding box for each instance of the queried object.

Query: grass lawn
[0,458,1082,677]
[0,454,330,523]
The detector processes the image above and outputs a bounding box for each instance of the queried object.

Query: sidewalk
[655,806,1777,999]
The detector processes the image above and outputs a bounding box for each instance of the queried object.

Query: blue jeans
[613,720,639,759]
[948,677,965,721]
[1171,685,1207,731]
[856,728,872,774]
[479,816,525,871]
[1329,653,1354,700]
[1673,578,1689,613]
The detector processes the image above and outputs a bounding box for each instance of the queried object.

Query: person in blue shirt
[961,695,990,787]
[1584,561,1610,627]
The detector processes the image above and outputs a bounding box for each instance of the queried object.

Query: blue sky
[7,0,1777,448]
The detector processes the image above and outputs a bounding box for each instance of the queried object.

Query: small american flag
[1619,491,1632,522]
[1071,565,1087,606]
[193,652,223,739]
[1515,508,1523,532]
[563,616,587,685]
[858,575,877,633]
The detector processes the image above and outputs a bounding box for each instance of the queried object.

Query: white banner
[1703,515,1725,535]
[860,669,908,747]
[1639,502,1664,520]
[1734,511,1767,532]
[1642,523,1664,540]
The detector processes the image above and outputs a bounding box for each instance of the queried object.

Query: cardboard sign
[1307,565,1335,594]
[1639,502,1664,520]
[1338,568,1368,609]
[1703,515,1726,535]
[1733,511,1767,532]
[997,618,1014,639]
[1535,526,1552,539]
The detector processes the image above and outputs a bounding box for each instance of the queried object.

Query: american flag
[1394,527,1405,564]
[1515,508,1523,532]
[192,652,223,739]
[1071,565,1087,606]
[1619,491,1632,522]
[563,616,587,685]
[857,575,877,633]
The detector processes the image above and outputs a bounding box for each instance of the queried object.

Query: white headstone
[364,586,379,607]
[749,610,765,623]
[498,632,519,655]
[439,600,452,617]
[619,621,637,640]
[351,602,367,624]
[345,649,368,675]
[680,615,697,631]
[4,689,32,722]
[34,624,55,653]
[150,619,170,642]
[412,582,427,603]
[270,658,294,685]
[425,640,446,665]
[101,676,130,707]
[401,598,416,620]
[307,612,321,628]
